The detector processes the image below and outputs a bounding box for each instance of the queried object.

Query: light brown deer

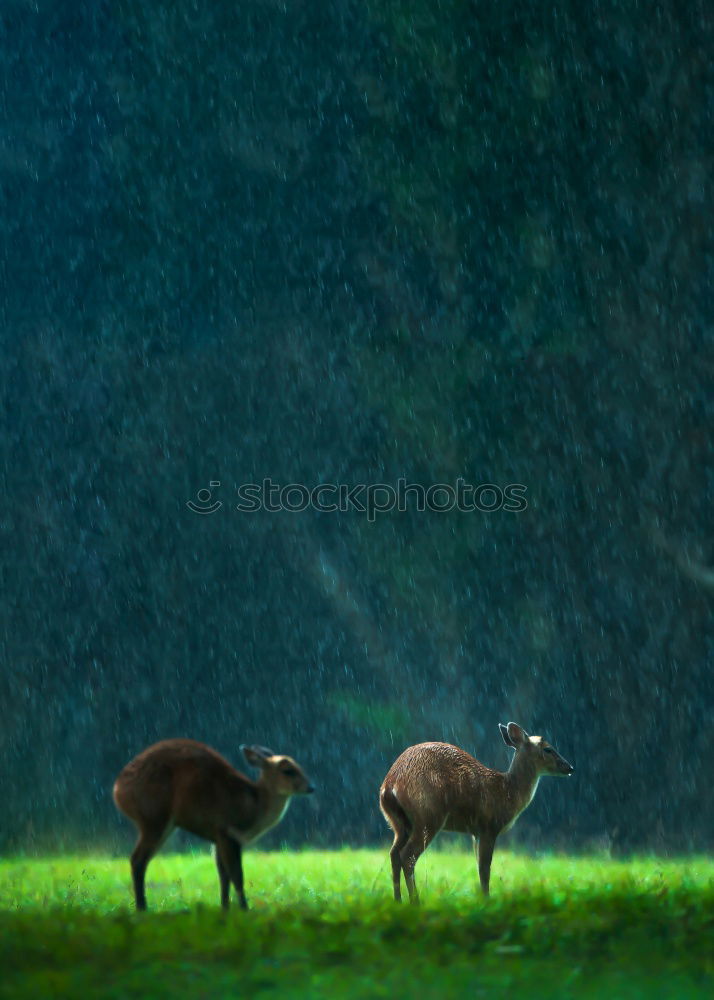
[113,739,314,910]
[379,722,573,903]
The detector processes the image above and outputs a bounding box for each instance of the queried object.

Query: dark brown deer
[379,722,573,903]
[113,739,314,910]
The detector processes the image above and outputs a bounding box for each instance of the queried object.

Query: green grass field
[1,848,712,998]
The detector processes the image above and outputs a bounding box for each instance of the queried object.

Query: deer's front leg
[475,832,497,896]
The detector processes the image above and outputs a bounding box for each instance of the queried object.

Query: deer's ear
[241,744,274,767]
[506,722,528,746]
[499,723,516,747]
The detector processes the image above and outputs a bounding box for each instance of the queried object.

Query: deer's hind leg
[380,787,411,902]
[130,821,173,911]
[400,818,441,905]
[389,825,410,902]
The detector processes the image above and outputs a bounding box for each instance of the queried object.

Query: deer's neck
[253,785,292,839]
[502,753,540,825]
[229,781,292,846]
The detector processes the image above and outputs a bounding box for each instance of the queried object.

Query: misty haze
[2,1,712,997]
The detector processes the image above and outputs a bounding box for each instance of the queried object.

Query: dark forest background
[1,0,712,854]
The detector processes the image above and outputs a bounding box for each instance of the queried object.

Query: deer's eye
[282,767,299,778]
[543,747,554,755]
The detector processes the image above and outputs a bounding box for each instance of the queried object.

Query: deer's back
[114,739,258,838]
[115,739,237,788]
[382,742,501,833]
[383,742,490,785]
